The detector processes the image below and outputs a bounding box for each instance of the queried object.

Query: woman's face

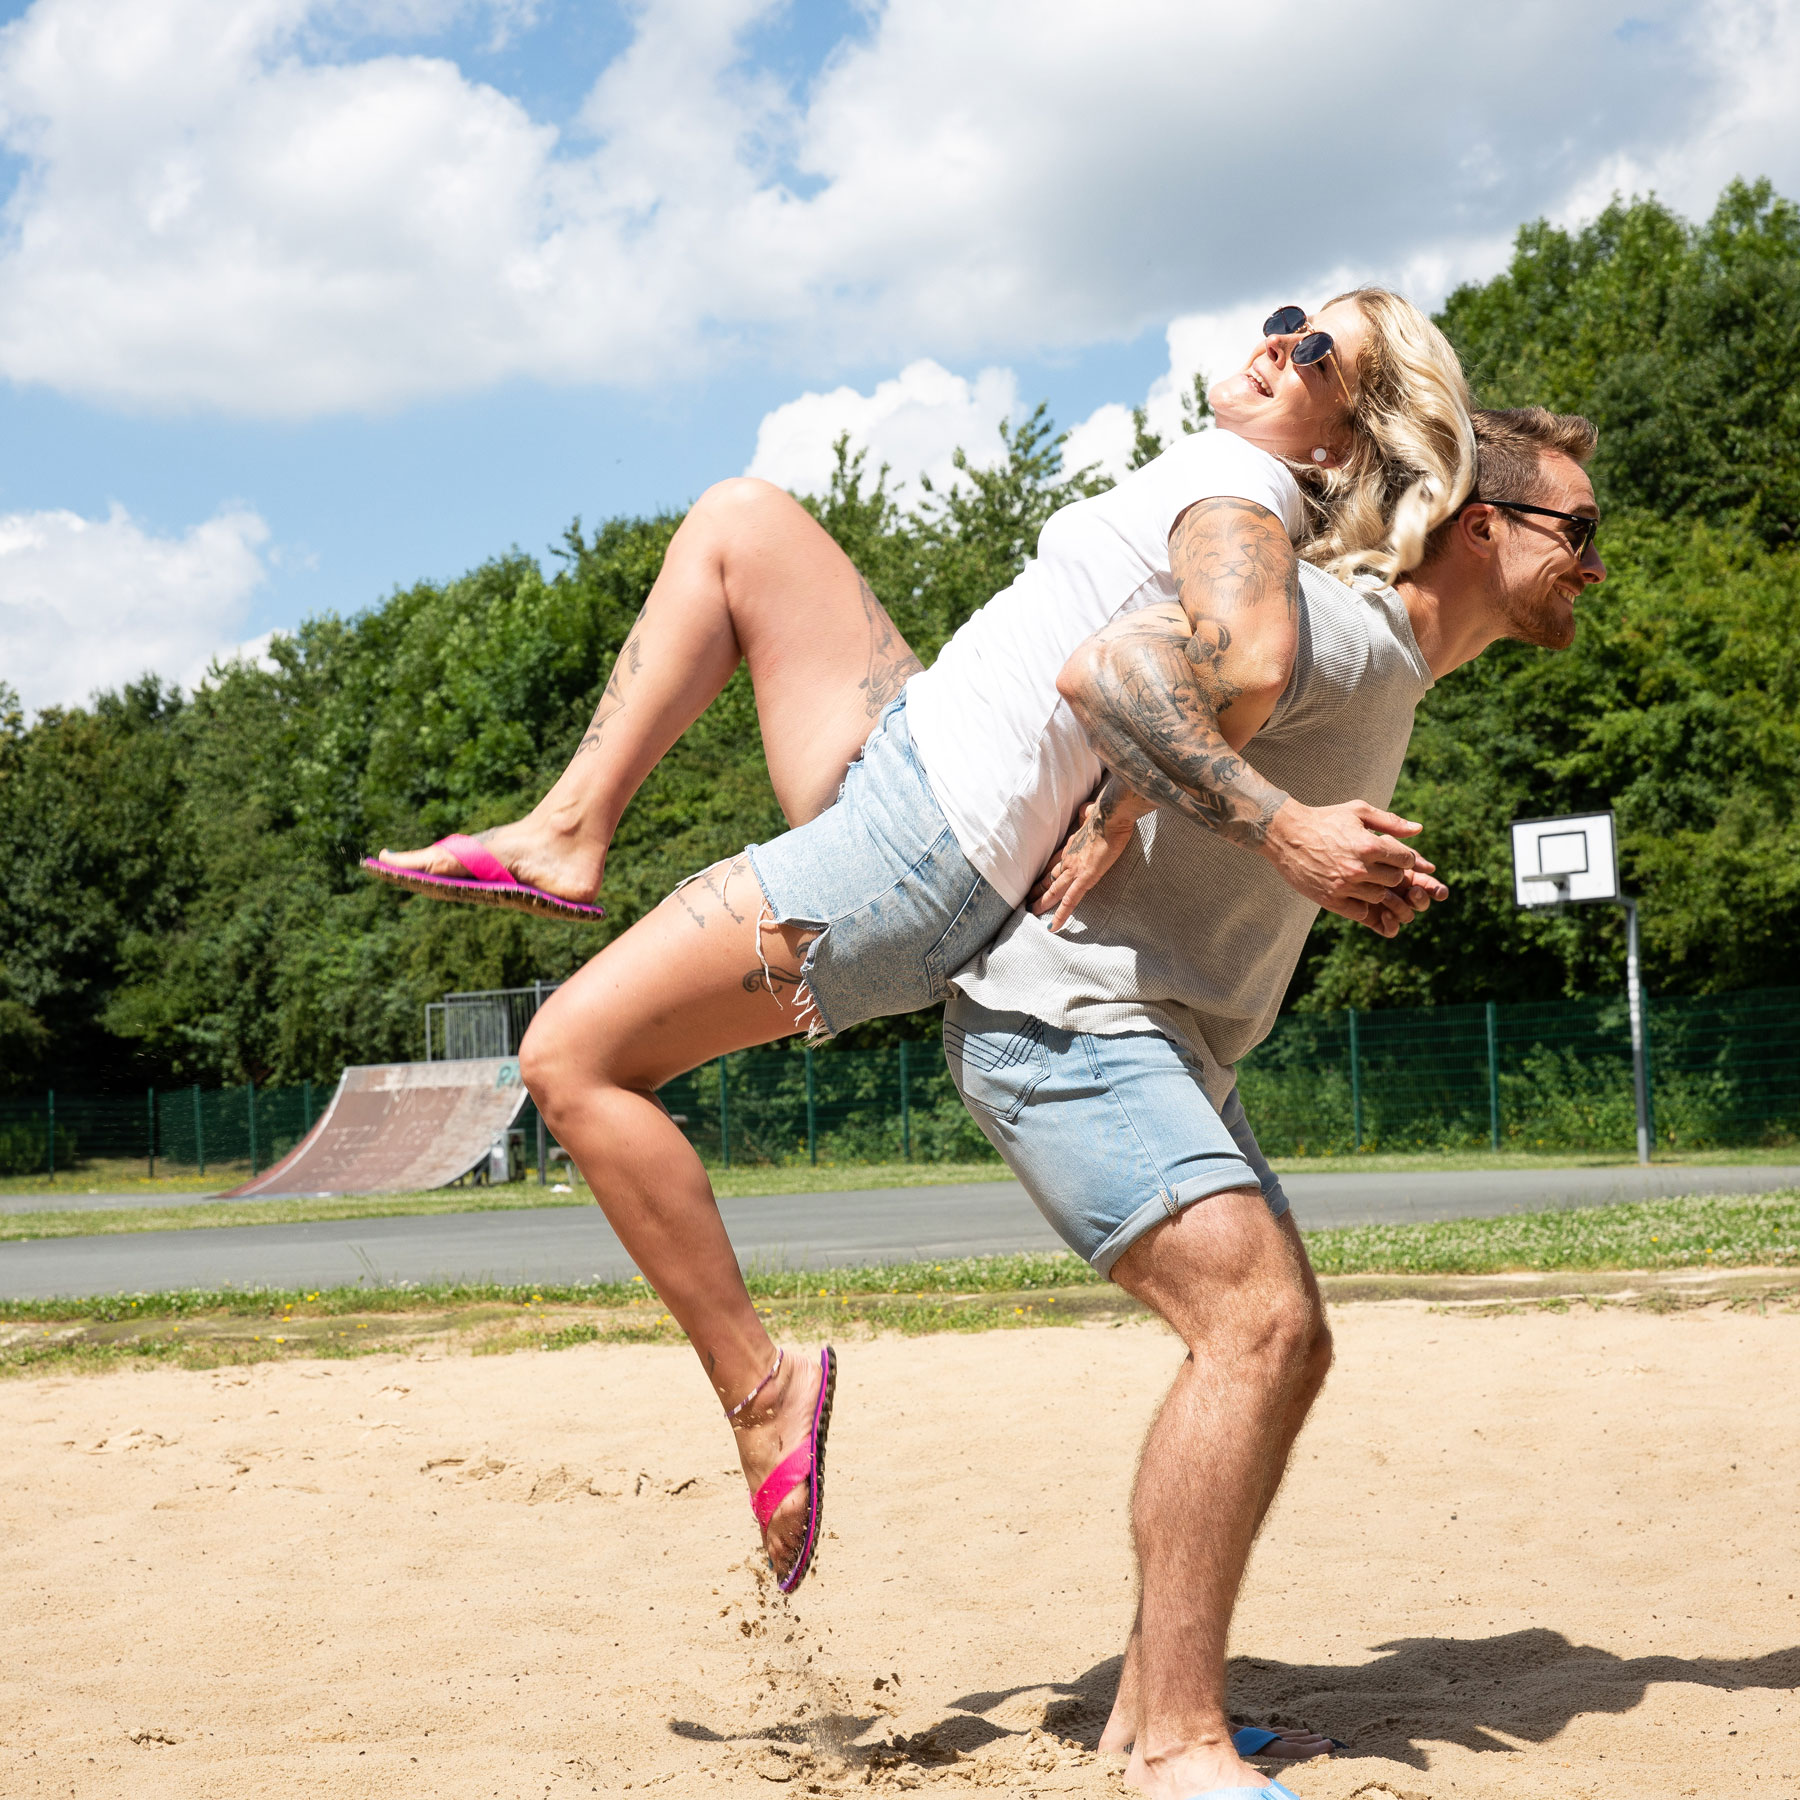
[1209,299,1369,465]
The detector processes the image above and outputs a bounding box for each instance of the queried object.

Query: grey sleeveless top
[947,564,1434,1106]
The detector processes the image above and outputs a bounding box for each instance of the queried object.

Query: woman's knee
[519,1005,601,1125]
[686,476,804,547]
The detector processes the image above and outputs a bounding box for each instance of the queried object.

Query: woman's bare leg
[518,853,828,1574]
[378,479,921,902]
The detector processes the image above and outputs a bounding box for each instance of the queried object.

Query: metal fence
[5,985,1798,1179]
[424,983,562,1062]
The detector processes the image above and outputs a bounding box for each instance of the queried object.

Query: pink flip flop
[751,1346,837,1594]
[361,834,605,923]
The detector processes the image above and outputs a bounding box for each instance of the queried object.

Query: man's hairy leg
[377,478,920,902]
[1102,1198,1331,1799]
[1099,1212,1335,1762]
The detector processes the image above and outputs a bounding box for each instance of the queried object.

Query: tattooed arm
[1053,498,1446,932]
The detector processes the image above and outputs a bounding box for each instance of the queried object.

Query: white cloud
[0,502,271,712]
[0,0,1793,416]
[746,359,1019,499]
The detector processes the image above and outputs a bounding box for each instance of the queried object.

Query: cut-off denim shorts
[943,994,1292,1275]
[743,698,1016,1038]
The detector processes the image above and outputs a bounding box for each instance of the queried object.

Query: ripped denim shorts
[742,697,1015,1037]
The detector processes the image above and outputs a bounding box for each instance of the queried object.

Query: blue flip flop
[1178,1784,1303,1799]
[1232,1727,1348,1758]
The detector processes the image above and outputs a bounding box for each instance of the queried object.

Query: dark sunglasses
[1483,499,1601,559]
[1262,305,1352,406]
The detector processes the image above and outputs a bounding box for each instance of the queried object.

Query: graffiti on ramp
[224,1060,530,1198]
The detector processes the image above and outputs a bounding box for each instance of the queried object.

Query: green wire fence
[4,986,1798,1179]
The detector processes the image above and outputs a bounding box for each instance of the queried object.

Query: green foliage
[3,180,1800,1093]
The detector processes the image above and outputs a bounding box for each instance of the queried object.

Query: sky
[2,0,1799,715]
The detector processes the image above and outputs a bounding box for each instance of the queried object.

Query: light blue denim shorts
[942,994,1291,1275]
[744,698,1015,1037]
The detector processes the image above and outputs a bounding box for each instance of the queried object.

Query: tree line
[3,179,1797,1093]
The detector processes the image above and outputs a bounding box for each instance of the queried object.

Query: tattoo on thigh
[855,574,923,717]
[742,965,803,997]
[697,858,747,925]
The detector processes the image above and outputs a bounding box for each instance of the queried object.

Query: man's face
[1491,453,1606,649]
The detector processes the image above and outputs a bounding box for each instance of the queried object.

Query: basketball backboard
[1511,811,1619,907]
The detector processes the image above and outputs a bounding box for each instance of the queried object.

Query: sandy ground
[2,1302,1796,1800]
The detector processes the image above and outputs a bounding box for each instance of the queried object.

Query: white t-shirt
[902,430,1303,907]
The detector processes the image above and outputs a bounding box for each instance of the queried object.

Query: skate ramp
[224,1060,529,1198]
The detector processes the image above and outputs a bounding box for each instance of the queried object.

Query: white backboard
[1511,812,1619,907]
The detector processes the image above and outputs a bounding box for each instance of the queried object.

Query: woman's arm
[1056,502,1448,931]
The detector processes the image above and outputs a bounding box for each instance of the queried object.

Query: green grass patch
[0,1160,1017,1237]
[1304,1190,1800,1275]
[3,1194,1795,1379]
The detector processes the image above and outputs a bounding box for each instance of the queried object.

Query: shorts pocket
[943,1012,1051,1125]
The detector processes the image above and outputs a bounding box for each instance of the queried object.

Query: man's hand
[1260,799,1449,937]
[1029,777,1149,929]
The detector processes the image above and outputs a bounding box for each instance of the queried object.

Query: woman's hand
[1029,780,1149,929]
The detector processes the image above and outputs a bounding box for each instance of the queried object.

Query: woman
[365,290,1473,1593]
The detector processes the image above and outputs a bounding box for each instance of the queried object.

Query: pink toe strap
[751,1443,813,1529]
[437,834,517,886]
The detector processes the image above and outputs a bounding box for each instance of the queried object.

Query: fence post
[46,1089,55,1179]
[899,1042,912,1162]
[147,1086,157,1180]
[1485,1002,1501,1153]
[804,1047,817,1165]
[247,1081,258,1175]
[718,1059,731,1169]
[193,1084,205,1178]
[1346,1009,1362,1151]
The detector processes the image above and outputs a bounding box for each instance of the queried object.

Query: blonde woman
[367,290,1473,1598]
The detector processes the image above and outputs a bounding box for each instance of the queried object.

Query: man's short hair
[1421,406,1598,562]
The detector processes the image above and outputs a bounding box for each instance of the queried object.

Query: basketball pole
[1622,898,1650,1165]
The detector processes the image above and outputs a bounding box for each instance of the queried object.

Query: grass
[0,1160,1017,1240]
[2,1193,1795,1379]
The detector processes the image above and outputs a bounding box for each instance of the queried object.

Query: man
[944,408,1605,1800]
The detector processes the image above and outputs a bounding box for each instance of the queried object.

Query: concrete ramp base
[225,1060,529,1198]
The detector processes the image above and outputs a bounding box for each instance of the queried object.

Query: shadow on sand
[669,1628,1798,1778]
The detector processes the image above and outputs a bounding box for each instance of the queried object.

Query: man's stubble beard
[1503,585,1578,651]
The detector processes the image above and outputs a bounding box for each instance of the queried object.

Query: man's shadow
[952,1630,1800,1771]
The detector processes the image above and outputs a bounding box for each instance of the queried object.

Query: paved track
[2,1162,1795,1301]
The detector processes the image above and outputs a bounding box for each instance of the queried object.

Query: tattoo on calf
[574,608,648,757]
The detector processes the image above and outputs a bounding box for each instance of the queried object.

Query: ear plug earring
[1311,447,1329,463]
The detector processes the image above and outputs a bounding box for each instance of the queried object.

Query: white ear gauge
[1311,447,1329,464]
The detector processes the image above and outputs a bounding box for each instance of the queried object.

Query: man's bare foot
[1101,1709,1335,1765]
[1126,1734,1267,1800]
[375,814,606,906]
[728,1348,821,1582]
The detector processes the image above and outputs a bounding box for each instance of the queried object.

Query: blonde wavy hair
[1294,287,1476,583]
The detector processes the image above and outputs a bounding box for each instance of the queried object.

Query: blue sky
[2,0,1797,712]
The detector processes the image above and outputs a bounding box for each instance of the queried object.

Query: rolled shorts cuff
[1090,1164,1289,1278]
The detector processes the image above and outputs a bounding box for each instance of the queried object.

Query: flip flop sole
[361,858,605,922]
[777,1346,837,1595]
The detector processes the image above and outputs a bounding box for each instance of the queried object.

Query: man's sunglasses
[1263,306,1353,407]
[1483,499,1600,559]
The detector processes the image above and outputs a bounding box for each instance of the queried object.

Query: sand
[2,1300,1796,1799]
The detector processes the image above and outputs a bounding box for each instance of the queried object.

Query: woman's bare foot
[376,810,608,907]
[728,1347,822,1582]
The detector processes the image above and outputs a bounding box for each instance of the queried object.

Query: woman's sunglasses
[1483,500,1601,559]
[1263,306,1353,406]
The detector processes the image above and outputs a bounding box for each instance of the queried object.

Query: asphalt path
[2,1162,1796,1302]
